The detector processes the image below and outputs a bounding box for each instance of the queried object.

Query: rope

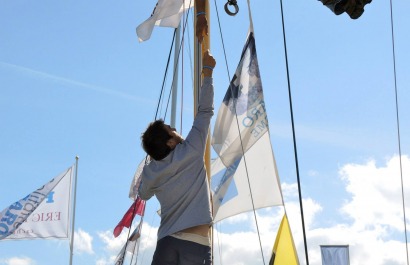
[278,0,310,264]
[215,223,223,265]
[115,200,143,265]
[213,0,231,82]
[213,0,266,263]
[154,29,177,120]
[134,209,158,265]
[129,215,144,265]
[388,1,409,264]
[163,0,193,122]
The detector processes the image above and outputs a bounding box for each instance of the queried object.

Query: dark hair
[141,120,172,160]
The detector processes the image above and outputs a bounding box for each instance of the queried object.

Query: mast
[194,0,213,261]
[194,0,211,191]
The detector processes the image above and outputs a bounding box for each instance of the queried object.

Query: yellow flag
[269,214,299,265]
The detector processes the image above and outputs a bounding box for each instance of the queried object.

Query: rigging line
[389,1,409,264]
[120,199,142,265]
[181,39,184,134]
[278,0,310,264]
[154,29,177,120]
[215,223,223,265]
[213,0,266,264]
[129,215,144,265]
[134,207,158,265]
[181,0,196,134]
[186,22,194,88]
[213,0,231,82]
[163,0,193,121]
[181,3,186,134]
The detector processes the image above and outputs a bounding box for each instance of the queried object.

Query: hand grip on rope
[224,0,239,16]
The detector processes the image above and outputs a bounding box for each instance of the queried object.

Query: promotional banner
[0,166,73,240]
[211,30,283,222]
[212,31,268,167]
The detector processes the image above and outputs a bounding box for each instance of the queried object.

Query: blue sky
[1,0,409,264]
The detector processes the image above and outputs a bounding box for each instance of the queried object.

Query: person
[138,49,216,265]
[320,0,372,19]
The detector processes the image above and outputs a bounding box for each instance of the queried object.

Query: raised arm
[185,50,216,152]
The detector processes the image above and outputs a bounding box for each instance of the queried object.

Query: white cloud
[1,257,36,265]
[292,155,410,265]
[210,155,410,265]
[340,155,410,232]
[93,155,410,265]
[74,229,94,254]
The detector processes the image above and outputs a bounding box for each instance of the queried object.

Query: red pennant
[113,197,145,237]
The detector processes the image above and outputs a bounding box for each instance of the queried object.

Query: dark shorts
[151,236,211,265]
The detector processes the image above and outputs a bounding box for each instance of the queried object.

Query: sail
[211,31,283,222]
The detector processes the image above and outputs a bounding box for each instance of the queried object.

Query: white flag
[136,0,194,42]
[129,159,146,200]
[211,31,283,222]
[211,133,283,222]
[0,166,74,240]
[212,31,268,167]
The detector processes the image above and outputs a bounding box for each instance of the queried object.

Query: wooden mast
[194,0,213,262]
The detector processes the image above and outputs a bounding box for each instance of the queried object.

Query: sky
[1,0,409,265]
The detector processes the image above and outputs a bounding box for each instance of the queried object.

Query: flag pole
[69,156,79,265]
[194,0,212,262]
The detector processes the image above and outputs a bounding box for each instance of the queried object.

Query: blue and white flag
[321,245,350,265]
[0,166,73,240]
[212,31,268,167]
[211,31,283,222]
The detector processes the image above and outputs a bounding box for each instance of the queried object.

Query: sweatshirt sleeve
[184,77,214,153]
[138,171,154,201]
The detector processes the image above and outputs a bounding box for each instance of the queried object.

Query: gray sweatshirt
[139,77,214,241]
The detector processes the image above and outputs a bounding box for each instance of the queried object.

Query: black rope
[154,29,177,120]
[214,0,231,82]
[389,1,409,264]
[278,0,309,264]
[163,0,193,121]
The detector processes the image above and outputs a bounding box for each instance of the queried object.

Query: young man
[139,50,216,265]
